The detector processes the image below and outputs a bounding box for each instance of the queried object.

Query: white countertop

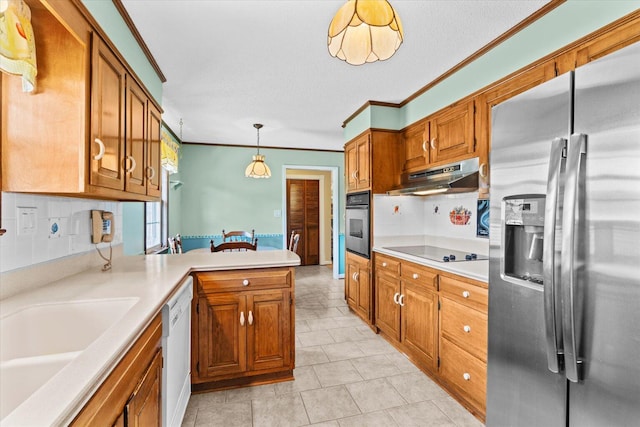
[0,250,300,426]
[373,235,489,283]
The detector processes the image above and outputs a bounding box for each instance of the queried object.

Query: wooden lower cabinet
[345,252,372,325]
[71,315,162,426]
[373,253,488,421]
[192,268,295,391]
[438,275,488,419]
[374,254,439,373]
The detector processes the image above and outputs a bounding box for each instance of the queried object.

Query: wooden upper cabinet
[91,34,127,192]
[147,104,163,197]
[1,0,161,201]
[125,76,147,195]
[345,133,370,192]
[402,121,430,172]
[429,100,475,165]
[345,130,401,194]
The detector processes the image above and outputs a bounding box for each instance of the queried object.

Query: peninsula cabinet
[345,251,372,325]
[345,129,402,194]
[374,253,439,374]
[1,0,162,202]
[191,268,295,391]
[71,314,162,426]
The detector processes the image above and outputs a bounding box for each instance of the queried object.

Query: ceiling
[121,0,551,152]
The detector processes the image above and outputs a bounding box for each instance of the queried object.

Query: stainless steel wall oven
[345,191,370,259]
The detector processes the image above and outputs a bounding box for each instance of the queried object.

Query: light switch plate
[17,207,37,236]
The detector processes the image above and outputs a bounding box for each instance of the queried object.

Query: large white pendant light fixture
[328,0,404,66]
[245,123,271,179]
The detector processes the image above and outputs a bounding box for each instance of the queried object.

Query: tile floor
[182,265,484,427]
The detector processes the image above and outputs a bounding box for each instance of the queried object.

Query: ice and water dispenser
[502,195,546,285]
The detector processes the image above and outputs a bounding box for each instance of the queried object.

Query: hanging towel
[0,0,37,92]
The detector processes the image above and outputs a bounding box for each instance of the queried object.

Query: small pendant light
[245,123,271,179]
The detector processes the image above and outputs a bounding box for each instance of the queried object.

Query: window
[145,170,169,253]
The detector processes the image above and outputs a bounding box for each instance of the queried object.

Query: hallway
[182,265,483,426]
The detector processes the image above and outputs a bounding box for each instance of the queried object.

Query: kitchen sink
[1,297,138,360]
[0,297,138,419]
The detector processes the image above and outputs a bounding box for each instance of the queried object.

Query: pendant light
[328,0,404,66]
[245,123,271,179]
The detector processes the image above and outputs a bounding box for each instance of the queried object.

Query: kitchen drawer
[440,276,487,312]
[439,338,486,411]
[440,296,487,361]
[401,261,438,291]
[375,253,400,277]
[195,268,292,293]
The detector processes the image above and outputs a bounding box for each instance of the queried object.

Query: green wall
[122,202,144,255]
[80,0,163,103]
[344,1,640,139]
[175,145,344,237]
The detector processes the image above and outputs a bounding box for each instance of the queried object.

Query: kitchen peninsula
[0,250,299,426]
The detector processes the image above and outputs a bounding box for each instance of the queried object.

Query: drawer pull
[393,292,400,304]
[242,279,250,286]
[462,290,470,298]
[463,372,471,381]
[412,273,419,279]
[463,325,471,333]
[382,262,387,267]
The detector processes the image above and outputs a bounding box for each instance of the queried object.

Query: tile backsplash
[0,193,123,273]
[373,193,485,240]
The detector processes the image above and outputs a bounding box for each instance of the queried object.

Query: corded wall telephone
[91,210,114,244]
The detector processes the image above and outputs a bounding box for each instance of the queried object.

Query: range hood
[387,157,479,196]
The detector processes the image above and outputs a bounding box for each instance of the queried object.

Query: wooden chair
[222,229,256,245]
[288,230,300,253]
[168,234,183,254]
[210,238,258,252]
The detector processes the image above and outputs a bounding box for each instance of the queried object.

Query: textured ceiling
[121,0,550,151]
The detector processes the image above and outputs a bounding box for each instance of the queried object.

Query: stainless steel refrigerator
[487,41,640,426]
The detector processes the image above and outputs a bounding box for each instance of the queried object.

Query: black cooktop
[383,245,488,263]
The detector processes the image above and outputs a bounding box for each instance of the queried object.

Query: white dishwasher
[162,276,193,427]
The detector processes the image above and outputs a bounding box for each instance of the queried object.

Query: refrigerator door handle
[543,137,566,374]
[561,133,587,383]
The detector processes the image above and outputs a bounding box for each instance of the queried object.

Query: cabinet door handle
[147,166,156,180]
[248,310,253,326]
[430,138,437,150]
[93,138,105,160]
[354,272,359,282]
[382,262,387,267]
[463,372,471,381]
[240,311,245,326]
[242,279,250,286]
[412,273,419,280]
[354,170,359,180]
[398,294,405,306]
[125,155,137,173]
[422,140,427,152]
[393,292,400,304]
[479,162,488,178]
[462,290,470,298]
[463,325,471,333]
